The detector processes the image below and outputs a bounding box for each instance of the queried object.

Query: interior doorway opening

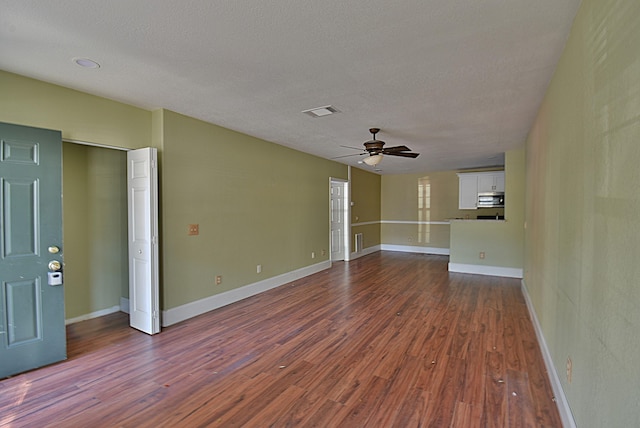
[330,179,350,262]
[62,142,129,323]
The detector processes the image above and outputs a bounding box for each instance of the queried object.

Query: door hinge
[151,159,156,168]
[152,236,157,245]
[153,311,158,319]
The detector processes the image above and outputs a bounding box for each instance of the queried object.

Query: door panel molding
[5,278,42,346]
[2,178,39,258]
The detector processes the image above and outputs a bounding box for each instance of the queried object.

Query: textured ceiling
[0,0,581,174]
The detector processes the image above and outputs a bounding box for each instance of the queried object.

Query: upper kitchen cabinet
[457,171,505,209]
[458,174,479,209]
[478,172,505,193]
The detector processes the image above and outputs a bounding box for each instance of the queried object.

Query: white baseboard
[349,244,381,260]
[380,244,450,256]
[521,280,576,428]
[162,260,332,327]
[448,262,523,278]
[120,297,130,314]
[65,305,122,325]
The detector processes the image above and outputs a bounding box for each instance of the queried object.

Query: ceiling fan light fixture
[363,154,383,166]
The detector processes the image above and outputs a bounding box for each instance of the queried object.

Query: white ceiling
[0,0,581,174]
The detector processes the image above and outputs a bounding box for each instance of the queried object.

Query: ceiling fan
[335,128,420,166]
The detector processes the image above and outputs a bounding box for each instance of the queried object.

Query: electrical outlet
[479,251,485,259]
[257,264,262,274]
[566,357,573,383]
[215,275,222,285]
[188,224,199,235]
[311,252,315,259]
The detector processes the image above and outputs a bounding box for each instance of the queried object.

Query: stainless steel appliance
[477,192,504,208]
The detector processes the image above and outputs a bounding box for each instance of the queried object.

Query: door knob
[48,260,62,271]
[48,246,60,254]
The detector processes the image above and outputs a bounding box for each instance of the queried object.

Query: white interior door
[330,180,348,261]
[127,148,159,335]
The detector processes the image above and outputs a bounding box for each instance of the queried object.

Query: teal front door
[0,122,65,378]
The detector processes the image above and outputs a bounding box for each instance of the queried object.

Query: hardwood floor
[0,252,561,427]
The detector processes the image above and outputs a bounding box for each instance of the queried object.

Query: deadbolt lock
[48,260,62,271]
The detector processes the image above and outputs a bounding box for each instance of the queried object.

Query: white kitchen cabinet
[457,171,505,209]
[478,172,505,193]
[457,174,479,209]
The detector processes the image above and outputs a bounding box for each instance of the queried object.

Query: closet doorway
[62,142,129,323]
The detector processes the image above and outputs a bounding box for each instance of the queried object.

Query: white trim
[63,138,130,151]
[349,244,381,260]
[380,220,451,225]
[352,221,379,226]
[162,261,331,327]
[120,297,130,314]
[521,280,577,428]
[65,305,121,325]
[447,262,523,278]
[352,220,451,227]
[381,244,450,255]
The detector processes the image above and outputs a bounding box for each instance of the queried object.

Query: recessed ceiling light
[302,105,340,118]
[73,57,100,69]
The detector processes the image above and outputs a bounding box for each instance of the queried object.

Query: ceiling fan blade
[331,152,367,159]
[339,145,366,151]
[382,145,411,153]
[385,151,420,158]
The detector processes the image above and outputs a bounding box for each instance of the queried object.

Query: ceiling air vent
[302,105,340,118]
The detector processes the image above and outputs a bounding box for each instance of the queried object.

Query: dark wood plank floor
[0,252,561,427]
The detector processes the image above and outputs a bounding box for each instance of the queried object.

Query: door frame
[329,177,350,262]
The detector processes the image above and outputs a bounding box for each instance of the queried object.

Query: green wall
[524,1,640,426]
[0,70,151,148]
[62,143,128,319]
[1,72,348,317]
[350,167,381,251]
[449,148,525,269]
[159,110,347,309]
